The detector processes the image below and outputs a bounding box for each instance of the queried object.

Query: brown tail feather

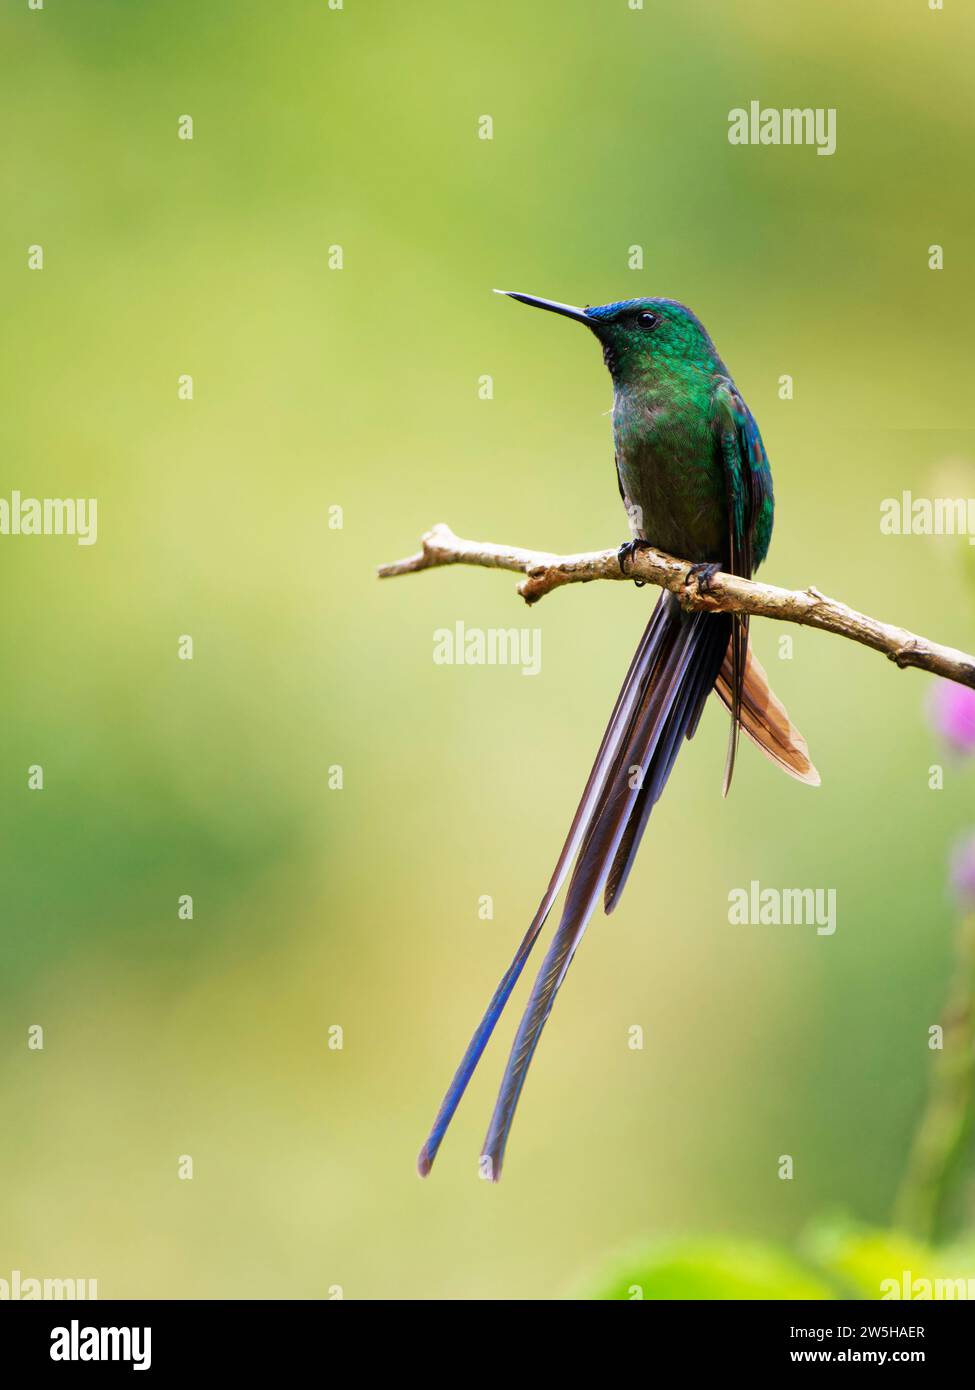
[715,643,820,786]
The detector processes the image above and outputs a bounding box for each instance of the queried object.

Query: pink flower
[927,681,975,755]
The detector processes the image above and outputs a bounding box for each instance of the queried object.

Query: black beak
[494,289,594,326]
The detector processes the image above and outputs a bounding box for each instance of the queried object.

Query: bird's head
[494,291,722,383]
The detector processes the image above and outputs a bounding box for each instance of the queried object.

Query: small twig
[378,523,975,690]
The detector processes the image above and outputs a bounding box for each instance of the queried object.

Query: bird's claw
[618,539,653,587]
[683,561,721,599]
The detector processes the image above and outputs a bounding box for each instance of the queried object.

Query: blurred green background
[2,0,974,1299]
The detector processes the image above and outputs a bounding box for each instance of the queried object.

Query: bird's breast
[614,392,727,564]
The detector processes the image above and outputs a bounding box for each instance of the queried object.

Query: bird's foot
[618,538,654,588]
[683,561,721,600]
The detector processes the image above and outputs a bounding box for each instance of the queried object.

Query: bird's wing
[712,376,774,795]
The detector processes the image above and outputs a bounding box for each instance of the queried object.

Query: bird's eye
[637,310,659,329]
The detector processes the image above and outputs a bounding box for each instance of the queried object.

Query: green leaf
[802,1220,975,1300]
[582,1238,835,1301]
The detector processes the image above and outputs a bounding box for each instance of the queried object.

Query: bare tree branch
[378,522,975,690]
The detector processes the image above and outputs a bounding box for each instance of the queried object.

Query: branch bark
[378,523,975,690]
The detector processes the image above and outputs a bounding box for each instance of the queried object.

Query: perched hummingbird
[417,292,818,1181]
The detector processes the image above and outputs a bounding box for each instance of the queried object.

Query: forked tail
[418,592,730,1179]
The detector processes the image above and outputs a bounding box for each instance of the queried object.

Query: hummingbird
[417,292,818,1181]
